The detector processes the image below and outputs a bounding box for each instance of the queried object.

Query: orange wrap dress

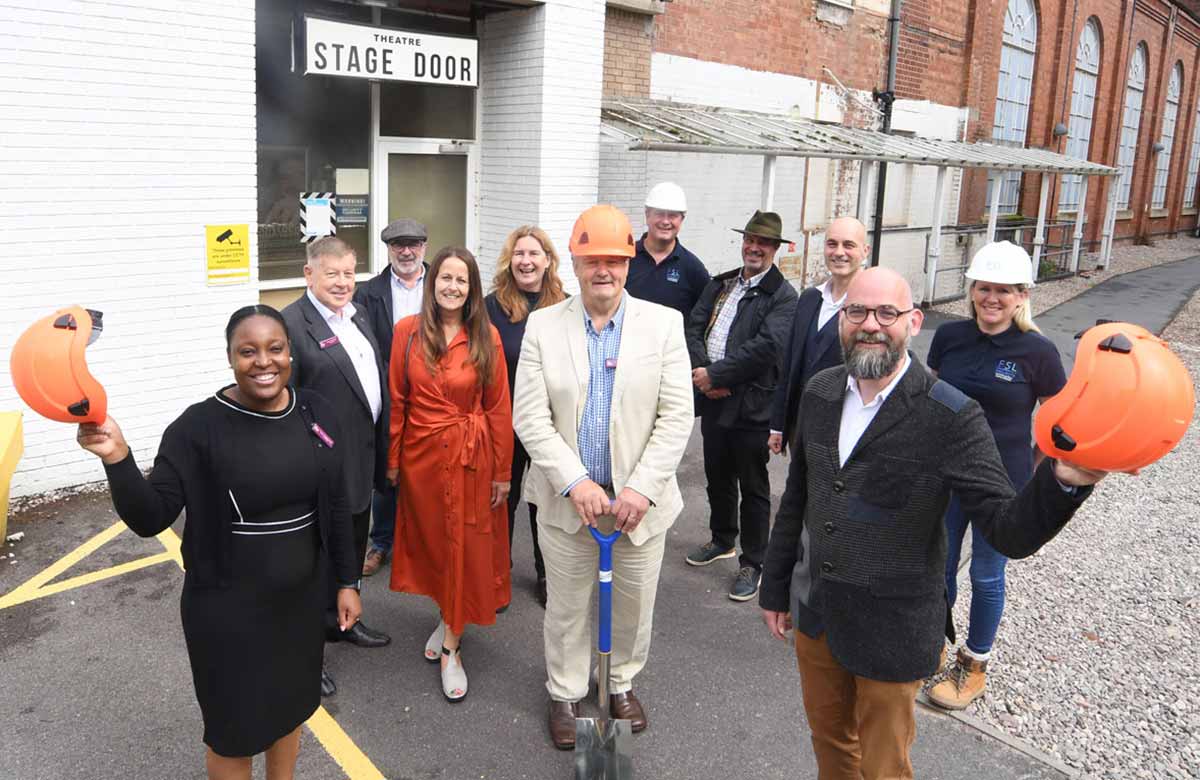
[387,315,513,634]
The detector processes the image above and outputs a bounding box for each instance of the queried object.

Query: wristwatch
[339,579,362,592]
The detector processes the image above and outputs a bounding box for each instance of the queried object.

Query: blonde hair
[967,282,1040,333]
[490,226,567,323]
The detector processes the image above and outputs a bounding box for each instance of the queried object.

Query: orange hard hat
[569,205,636,259]
[10,306,108,424]
[1035,321,1194,472]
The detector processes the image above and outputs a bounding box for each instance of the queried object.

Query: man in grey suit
[759,267,1109,779]
[282,236,392,697]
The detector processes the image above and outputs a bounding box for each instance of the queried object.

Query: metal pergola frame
[601,99,1120,302]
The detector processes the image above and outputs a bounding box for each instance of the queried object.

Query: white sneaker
[424,620,445,663]
[441,647,468,702]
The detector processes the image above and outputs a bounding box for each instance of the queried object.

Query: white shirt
[837,354,911,468]
[816,280,847,330]
[390,267,425,324]
[305,290,383,422]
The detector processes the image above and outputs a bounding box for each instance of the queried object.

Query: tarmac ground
[6,258,1199,780]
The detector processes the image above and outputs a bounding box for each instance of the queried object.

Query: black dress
[105,387,330,758]
[182,389,322,756]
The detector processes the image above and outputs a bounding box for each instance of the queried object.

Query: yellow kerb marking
[1,521,385,779]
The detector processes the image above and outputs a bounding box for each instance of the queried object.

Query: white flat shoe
[424,620,445,663]
[441,646,468,702]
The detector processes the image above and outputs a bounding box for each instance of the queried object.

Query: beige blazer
[513,294,695,546]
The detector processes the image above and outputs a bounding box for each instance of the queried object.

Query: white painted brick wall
[0,0,258,498]
[479,0,605,292]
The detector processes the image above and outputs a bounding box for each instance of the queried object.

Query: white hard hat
[645,181,687,212]
[964,241,1035,286]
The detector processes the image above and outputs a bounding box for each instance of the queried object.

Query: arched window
[1152,62,1184,209]
[1182,95,1200,208]
[1060,19,1101,212]
[1116,44,1149,210]
[989,0,1038,214]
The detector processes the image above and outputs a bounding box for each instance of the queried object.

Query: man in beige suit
[513,205,694,750]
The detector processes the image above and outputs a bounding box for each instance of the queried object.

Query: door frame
[369,137,479,274]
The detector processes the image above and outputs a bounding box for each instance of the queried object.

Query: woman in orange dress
[386,246,513,703]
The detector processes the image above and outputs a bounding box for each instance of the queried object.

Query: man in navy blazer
[768,216,868,455]
[282,237,392,696]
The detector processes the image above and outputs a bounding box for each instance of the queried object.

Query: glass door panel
[387,153,467,254]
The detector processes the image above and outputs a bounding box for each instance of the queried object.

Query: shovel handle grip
[588,527,620,654]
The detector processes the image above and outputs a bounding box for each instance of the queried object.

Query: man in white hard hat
[625,181,711,319]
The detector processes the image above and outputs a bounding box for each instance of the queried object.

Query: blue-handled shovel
[574,526,634,779]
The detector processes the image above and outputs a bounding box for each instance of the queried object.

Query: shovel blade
[574,717,634,780]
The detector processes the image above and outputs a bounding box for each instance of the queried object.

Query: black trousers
[324,506,371,633]
[508,433,545,579]
[701,415,770,570]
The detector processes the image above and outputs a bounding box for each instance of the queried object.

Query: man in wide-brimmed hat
[683,210,798,601]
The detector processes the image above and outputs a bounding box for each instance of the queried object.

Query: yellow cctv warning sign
[205,224,250,285]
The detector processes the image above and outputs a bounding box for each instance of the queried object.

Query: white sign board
[305,17,478,87]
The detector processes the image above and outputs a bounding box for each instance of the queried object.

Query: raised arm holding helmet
[759,267,1109,780]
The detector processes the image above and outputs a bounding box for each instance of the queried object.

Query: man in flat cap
[354,218,429,576]
[685,210,798,601]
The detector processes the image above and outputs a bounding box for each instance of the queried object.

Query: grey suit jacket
[760,356,1091,682]
[282,294,388,514]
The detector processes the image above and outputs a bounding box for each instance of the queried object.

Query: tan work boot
[928,647,988,710]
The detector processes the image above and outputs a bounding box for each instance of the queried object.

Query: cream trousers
[538,518,667,702]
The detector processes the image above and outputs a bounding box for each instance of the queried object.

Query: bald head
[847,266,915,310]
[840,267,923,382]
[825,217,869,281]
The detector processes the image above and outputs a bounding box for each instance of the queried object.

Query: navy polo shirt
[625,236,711,320]
[927,320,1067,487]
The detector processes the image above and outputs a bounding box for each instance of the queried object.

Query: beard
[842,330,906,380]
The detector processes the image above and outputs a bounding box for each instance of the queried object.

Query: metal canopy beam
[601,100,1119,177]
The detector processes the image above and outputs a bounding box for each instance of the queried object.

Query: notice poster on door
[300,193,336,242]
[305,17,478,87]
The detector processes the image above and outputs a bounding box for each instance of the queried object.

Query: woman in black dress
[485,225,568,607]
[76,305,361,780]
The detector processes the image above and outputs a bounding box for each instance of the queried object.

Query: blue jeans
[943,494,1007,655]
[368,484,396,555]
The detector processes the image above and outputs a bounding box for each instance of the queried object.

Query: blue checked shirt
[574,295,627,489]
[705,268,768,361]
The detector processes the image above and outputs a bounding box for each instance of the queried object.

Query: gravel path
[939,290,1200,779]
[932,236,1200,319]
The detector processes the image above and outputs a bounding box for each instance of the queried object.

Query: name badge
[605,357,618,369]
[319,335,340,350]
[311,423,335,448]
[666,267,681,283]
[994,359,1021,383]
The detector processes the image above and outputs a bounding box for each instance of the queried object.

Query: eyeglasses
[842,304,913,326]
[388,240,425,250]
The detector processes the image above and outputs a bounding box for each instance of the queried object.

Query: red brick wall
[950,1,1200,246]
[653,0,889,92]
[649,0,1200,246]
[604,7,653,98]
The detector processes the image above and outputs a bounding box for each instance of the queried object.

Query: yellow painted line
[0,520,128,608]
[0,551,175,609]
[3,521,383,779]
[305,706,387,780]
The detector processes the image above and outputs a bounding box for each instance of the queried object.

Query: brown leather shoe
[548,700,579,750]
[609,691,648,733]
[362,548,387,577]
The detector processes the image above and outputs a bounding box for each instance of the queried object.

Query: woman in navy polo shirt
[926,241,1067,711]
